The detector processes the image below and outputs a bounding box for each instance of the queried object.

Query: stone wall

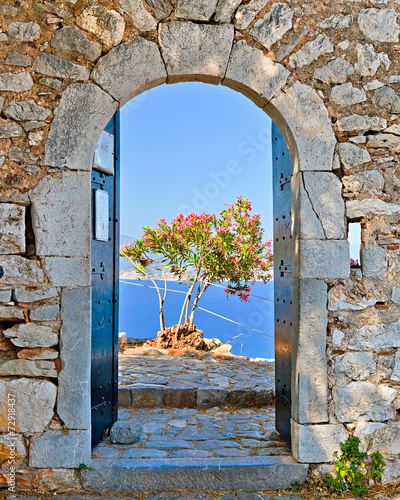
[0,0,399,491]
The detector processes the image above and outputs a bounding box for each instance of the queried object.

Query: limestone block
[346,198,400,219]
[0,204,25,254]
[302,172,345,239]
[313,58,354,84]
[293,240,350,279]
[334,352,376,382]
[9,145,37,163]
[51,26,102,62]
[120,0,157,31]
[6,21,40,41]
[267,81,336,172]
[291,420,348,463]
[382,461,400,485]
[215,0,242,23]
[0,433,26,469]
[0,306,25,321]
[385,124,400,135]
[159,22,234,84]
[4,100,51,122]
[18,347,58,360]
[118,387,131,406]
[145,0,173,20]
[0,122,24,138]
[110,421,142,444]
[5,51,31,67]
[0,288,12,303]
[30,171,91,257]
[250,3,294,50]
[33,54,90,81]
[0,359,57,378]
[14,287,58,303]
[92,37,166,105]
[373,86,400,113]
[275,26,310,62]
[30,304,59,321]
[355,422,400,455]
[392,287,400,305]
[289,34,333,68]
[197,388,227,408]
[336,114,386,133]
[44,83,118,170]
[0,72,33,92]
[76,0,125,47]
[333,382,397,422]
[234,0,268,30]
[358,8,400,42]
[318,14,350,29]
[39,77,62,90]
[3,323,58,348]
[347,319,400,352]
[164,388,196,408]
[57,287,90,429]
[355,43,391,77]
[131,387,164,407]
[367,133,400,151]
[331,83,366,105]
[0,255,44,286]
[292,279,329,425]
[29,430,90,468]
[223,41,289,108]
[44,257,90,287]
[292,173,325,240]
[342,170,385,195]
[175,0,218,21]
[32,469,80,492]
[328,283,376,311]
[0,378,57,433]
[362,246,387,278]
[338,142,371,170]
[0,5,17,16]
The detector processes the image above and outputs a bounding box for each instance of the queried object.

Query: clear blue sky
[119,82,360,261]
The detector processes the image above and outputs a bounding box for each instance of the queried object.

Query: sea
[119,279,275,359]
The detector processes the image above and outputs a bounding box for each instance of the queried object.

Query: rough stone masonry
[0,0,400,492]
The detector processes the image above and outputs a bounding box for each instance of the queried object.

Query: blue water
[119,280,275,359]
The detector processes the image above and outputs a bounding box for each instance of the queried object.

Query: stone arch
[30,25,350,468]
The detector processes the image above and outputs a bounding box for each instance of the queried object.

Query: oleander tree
[120,197,273,339]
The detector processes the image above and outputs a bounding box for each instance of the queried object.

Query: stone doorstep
[81,456,309,494]
[119,386,275,409]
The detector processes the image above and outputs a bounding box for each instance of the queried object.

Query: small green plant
[76,463,94,477]
[325,436,386,497]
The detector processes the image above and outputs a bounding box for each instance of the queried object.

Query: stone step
[81,456,309,494]
[119,386,275,409]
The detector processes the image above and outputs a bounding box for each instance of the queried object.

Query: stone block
[362,246,387,277]
[250,3,293,50]
[44,83,118,170]
[291,172,324,240]
[0,288,12,303]
[31,171,91,257]
[0,378,56,433]
[329,284,377,312]
[51,25,102,62]
[76,0,125,47]
[0,359,57,378]
[215,0,242,23]
[92,37,166,106]
[159,22,234,84]
[313,57,354,84]
[44,257,90,286]
[145,0,173,20]
[336,114,387,133]
[342,170,384,195]
[4,100,51,122]
[368,133,400,151]
[373,86,400,113]
[0,305,25,321]
[17,347,58,360]
[120,0,156,30]
[7,21,40,41]
[0,122,24,138]
[331,83,366,106]
[33,54,90,81]
[267,81,336,172]
[334,352,376,381]
[0,72,34,92]
[118,387,131,406]
[0,255,44,286]
[355,422,400,455]
[358,8,400,42]
[292,279,328,424]
[338,142,371,170]
[175,0,218,21]
[346,198,400,219]
[197,388,227,408]
[227,389,255,407]
[293,240,350,279]
[14,287,58,303]
[289,34,333,68]
[29,430,91,468]
[223,40,289,108]
[131,387,164,408]
[355,43,391,77]
[291,420,348,463]
[57,287,91,429]
[348,319,400,352]
[110,421,142,444]
[332,382,397,422]
[32,468,80,492]
[3,323,57,348]
[164,388,196,408]
[254,388,274,406]
[4,51,31,67]
[0,433,26,469]
[392,287,400,305]
[30,304,59,321]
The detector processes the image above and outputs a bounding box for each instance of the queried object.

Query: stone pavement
[118,351,275,408]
